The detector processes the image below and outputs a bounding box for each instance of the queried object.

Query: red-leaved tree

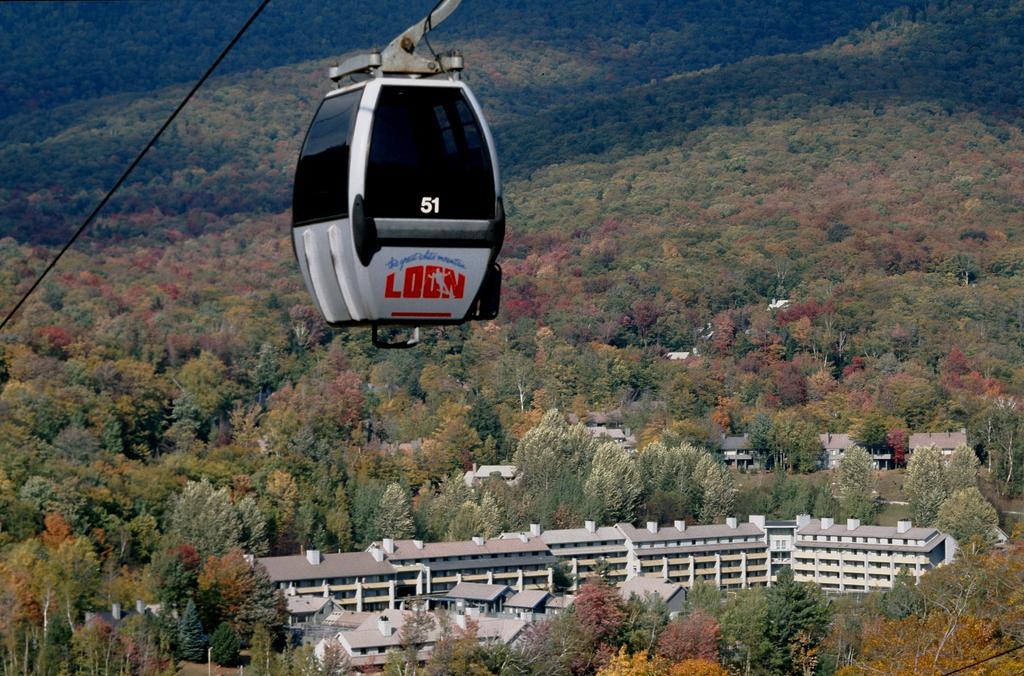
[574,578,625,645]
[887,428,909,468]
[657,609,721,662]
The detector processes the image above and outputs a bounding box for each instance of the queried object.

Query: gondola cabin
[291,77,503,331]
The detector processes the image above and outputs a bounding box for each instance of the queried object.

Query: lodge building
[257,515,956,612]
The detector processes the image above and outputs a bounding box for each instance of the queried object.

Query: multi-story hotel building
[788,516,955,592]
[257,515,956,612]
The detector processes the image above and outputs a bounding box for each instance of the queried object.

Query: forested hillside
[2,0,1024,672]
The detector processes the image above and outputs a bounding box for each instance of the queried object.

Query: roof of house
[617,521,764,544]
[819,433,855,450]
[383,536,549,562]
[258,551,394,583]
[586,426,632,441]
[445,582,511,602]
[618,576,686,604]
[286,595,331,615]
[505,590,550,610]
[568,411,624,426]
[545,594,575,610]
[336,609,526,653]
[909,430,968,450]
[470,465,517,479]
[720,434,751,451]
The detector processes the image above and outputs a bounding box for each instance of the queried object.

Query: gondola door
[348,78,503,324]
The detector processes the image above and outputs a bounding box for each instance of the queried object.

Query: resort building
[788,516,955,592]
[258,515,958,620]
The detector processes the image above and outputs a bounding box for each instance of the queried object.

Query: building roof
[568,411,624,426]
[617,521,764,544]
[335,609,526,654]
[909,430,968,450]
[383,536,549,562]
[819,433,855,450]
[720,434,751,451]
[258,551,394,583]
[286,595,331,615]
[540,526,625,546]
[445,582,511,602]
[586,426,634,442]
[618,576,686,604]
[665,351,694,361]
[505,589,550,610]
[470,465,517,479]
[631,540,767,558]
[796,518,939,542]
[545,594,575,610]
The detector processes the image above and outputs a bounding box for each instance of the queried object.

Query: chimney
[472,536,485,546]
[369,545,384,562]
[472,462,478,473]
[726,517,737,529]
[519,533,529,542]
[377,615,394,636]
[530,523,542,537]
[749,515,765,530]
[585,520,596,533]
[413,539,424,550]
[646,521,658,534]
[795,514,811,528]
[454,610,467,631]
[382,538,395,554]
[135,599,146,615]
[243,554,255,566]
[306,549,322,565]
[111,603,122,621]
[897,520,912,534]
[673,520,686,531]
[846,518,860,531]
[821,517,834,529]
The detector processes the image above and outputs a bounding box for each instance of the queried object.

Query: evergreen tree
[748,412,774,468]
[325,485,354,551]
[906,445,948,526]
[177,598,206,662]
[209,622,240,666]
[764,567,831,675]
[373,483,415,539]
[836,445,876,522]
[584,442,642,524]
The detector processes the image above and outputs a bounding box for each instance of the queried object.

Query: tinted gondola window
[365,86,495,220]
[293,89,362,225]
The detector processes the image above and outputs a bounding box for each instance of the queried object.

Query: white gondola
[291,0,503,347]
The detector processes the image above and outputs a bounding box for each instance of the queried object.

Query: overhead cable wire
[941,642,1024,675]
[0,0,272,333]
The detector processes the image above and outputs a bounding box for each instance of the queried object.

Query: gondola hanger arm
[330,0,464,82]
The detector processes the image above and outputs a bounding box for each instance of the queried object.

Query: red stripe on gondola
[390,311,452,317]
